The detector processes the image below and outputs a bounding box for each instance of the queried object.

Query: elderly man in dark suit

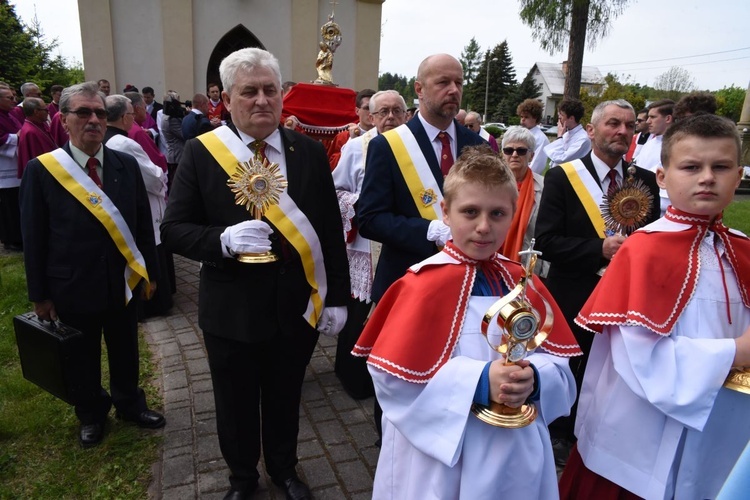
[19,81,164,449]
[358,53,486,304]
[161,48,349,500]
[534,98,661,466]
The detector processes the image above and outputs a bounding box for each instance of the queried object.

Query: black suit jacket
[358,118,486,302]
[20,144,159,313]
[534,152,660,323]
[149,101,163,121]
[160,125,349,342]
[181,111,213,141]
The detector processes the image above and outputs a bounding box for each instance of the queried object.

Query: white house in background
[530,62,605,123]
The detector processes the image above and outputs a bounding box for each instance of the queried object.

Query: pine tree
[468,41,518,121]
[459,38,482,88]
[0,2,84,94]
[0,0,37,90]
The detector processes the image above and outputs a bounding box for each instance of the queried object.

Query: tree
[652,66,696,101]
[519,0,631,99]
[579,72,647,124]
[459,37,482,107]
[0,0,37,90]
[0,2,84,95]
[715,85,746,123]
[467,41,518,121]
[377,72,417,107]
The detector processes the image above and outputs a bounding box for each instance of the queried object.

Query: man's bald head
[414,54,463,130]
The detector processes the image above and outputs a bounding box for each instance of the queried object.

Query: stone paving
[142,255,379,499]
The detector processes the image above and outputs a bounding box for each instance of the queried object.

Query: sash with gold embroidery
[37,148,150,304]
[560,160,606,238]
[198,126,327,327]
[382,124,443,221]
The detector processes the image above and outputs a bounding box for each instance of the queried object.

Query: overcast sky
[12,0,750,91]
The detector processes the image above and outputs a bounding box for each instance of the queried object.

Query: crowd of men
[2,46,746,500]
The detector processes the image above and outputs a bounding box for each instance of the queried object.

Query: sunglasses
[502,147,529,156]
[68,107,108,119]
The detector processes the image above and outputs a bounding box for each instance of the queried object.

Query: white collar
[236,127,283,155]
[418,112,456,143]
[69,142,104,169]
[591,151,623,183]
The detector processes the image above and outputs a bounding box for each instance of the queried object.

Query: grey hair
[501,125,536,150]
[219,48,282,95]
[20,82,39,96]
[164,90,180,102]
[369,90,407,113]
[466,111,482,124]
[59,81,106,114]
[590,99,634,125]
[22,97,45,117]
[125,91,144,107]
[105,94,131,122]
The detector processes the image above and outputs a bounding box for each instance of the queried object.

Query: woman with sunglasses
[500,126,549,277]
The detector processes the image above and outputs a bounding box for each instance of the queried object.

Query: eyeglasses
[502,147,529,156]
[68,107,107,119]
[372,108,405,118]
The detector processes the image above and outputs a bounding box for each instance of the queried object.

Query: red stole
[500,170,535,260]
[353,242,581,383]
[576,207,750,336]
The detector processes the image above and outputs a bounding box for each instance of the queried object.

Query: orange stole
[500,171,535,260]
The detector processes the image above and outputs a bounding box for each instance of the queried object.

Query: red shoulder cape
[353,245,581,383]
[576,207,750,335]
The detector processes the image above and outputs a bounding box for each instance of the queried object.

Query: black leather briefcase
[13,312,87,405]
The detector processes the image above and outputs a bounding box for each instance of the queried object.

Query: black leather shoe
[117,409,166,429]
[278,476,312,500]
[79,422,104,448]
[223,487,254,500]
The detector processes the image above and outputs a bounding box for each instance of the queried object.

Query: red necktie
[87,157,102,188]
[606,169,619,198]
[438,132,453,176]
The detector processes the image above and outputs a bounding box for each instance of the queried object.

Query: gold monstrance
[597,163,654,275]
[601,163,654,236]
[227,156,288,263]
[471,239,555,428]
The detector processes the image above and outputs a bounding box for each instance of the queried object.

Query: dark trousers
[59,301,147,425]
[0,186,22,246]
[335,297,374,399]
[203,329,319,490]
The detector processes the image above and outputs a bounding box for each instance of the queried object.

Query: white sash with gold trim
[198,126,327,327]
[382,124,443,221]
[37,148,150,304]
[560,160,606,238]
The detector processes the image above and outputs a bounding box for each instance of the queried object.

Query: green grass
[725,199,750,234]
[0,253,162,499]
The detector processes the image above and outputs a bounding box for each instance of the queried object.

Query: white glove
[317,306,348,337]
[427,220,452,247]
[220,220,273,257]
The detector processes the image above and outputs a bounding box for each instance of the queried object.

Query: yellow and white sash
[560,160,606,238]
[198,126,327,327]
[382,124,443,221]
[37,148,150,304]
